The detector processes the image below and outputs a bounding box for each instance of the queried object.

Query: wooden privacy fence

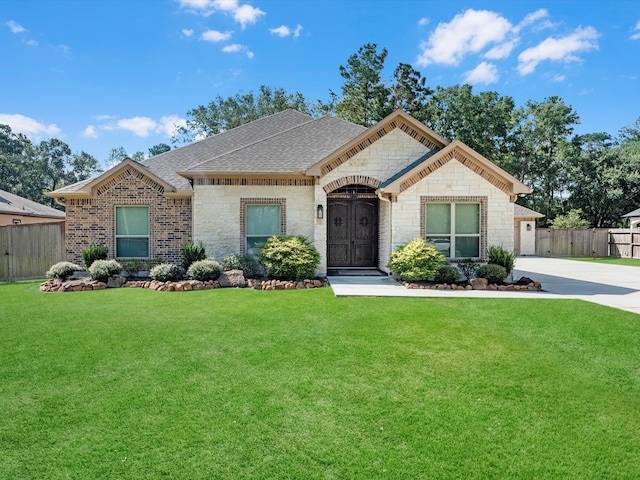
[608,228,640,258]
[535,228,610,257]
[0,222,65,281]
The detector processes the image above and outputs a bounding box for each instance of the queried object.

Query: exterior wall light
[317,204,324,219]
[526,223,532,231]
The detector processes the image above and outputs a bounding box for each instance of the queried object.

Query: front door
[327,198,378,268]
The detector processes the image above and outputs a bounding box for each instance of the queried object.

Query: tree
[68,151,101,184]
[106,146,128,169]
[173,85,312,143]
[335,43,389,127]
[0,124,36,196]
[389,63,432,119]
[148,143,171,157]
[130,151,145,162]
[510,97,580,223]
[550,209,590,229]
[37,138,72,206]
[421,84,518,164]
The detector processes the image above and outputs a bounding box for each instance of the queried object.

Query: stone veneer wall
[64,172,192,266]
[387,159,514,269]
[193,185,315,262]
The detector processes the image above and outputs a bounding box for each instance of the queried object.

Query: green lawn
[1,281,639,479]
[569,256,640,267]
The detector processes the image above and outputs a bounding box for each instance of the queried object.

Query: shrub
[434,263,460,284]
[150,263,180,282]
[88,259,122,283]
[458,258,479,280]
[82,243,108,270]
[258,235,320,281]
[187,259,222,281]
[46,261,82,281]
[476,264,508,284]
[181,241,207,271]
[387,239,446,281]
[221,254,265,278]
[487,245,516,275]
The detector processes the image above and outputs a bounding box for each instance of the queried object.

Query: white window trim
[424,201,482,259]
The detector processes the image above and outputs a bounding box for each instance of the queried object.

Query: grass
[1,281,639,479]
[568,256,640,267]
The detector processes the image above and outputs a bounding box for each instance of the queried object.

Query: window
[425,203,480,258]
[245,204,281,256]
[115,206,149,258]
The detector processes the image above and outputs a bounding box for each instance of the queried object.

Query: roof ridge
[184,114,323,172]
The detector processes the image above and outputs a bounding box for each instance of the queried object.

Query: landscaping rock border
[40,273,328,293]
[400,278,543,291]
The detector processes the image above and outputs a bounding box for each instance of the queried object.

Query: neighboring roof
[623,208,640,218]
[0,189,65,218]
[181,115,366,175]
[514,204,545,218]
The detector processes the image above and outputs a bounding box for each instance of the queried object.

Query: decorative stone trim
[96,167,165,196]
[195,177,314,187]
[323,176,381,193]
[400,280,543,291]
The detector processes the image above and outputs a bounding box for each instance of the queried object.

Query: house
[0,189,65,226]
[47,109,532,275]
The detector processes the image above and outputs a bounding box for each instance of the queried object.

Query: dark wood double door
[327,198,378,268]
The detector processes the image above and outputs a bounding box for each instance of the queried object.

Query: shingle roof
[623,208,640,217]
[184,115,366,174]
[0,189,65,218]
[514,204,544,218]
[143,109,319,186]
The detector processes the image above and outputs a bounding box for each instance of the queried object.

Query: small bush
[476,264,508,284]
[258,235,320,281]
[82,243,108,270]
[88,259,122,283]
[487,245,516,275]
[458,258,479,280]
[221,254,265,278]
[46,261,82,281]
[181,241,207,271]
[187,259,222,281]
[150,263,179,282]
[387,239,446,281]
[434,263,460,284]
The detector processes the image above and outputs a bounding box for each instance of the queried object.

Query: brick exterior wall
[64,171,192,266]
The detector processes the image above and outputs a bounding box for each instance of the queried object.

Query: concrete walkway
[328,257,640,315]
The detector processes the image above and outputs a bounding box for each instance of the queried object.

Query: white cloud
[182,28,194,37]
[418,18,429,27]
[0,113,61,137]
[26,39,38,47]
[416,9,513,67]
[463,62,499,85]
[82,125,99,138]
[631,20,640,40]
[176,0,264,27]
[201,29,233,42]
[6,20,25,34]
[156,115,187,137]
[517,26,599,75]
[270,24,302,38]
[222,43,254,58]
[116,117,158,137]
[484,39,518,60]
[233,4,265,28]
[516,9,550,32]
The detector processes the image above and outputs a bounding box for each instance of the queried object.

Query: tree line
[2,43,639,226]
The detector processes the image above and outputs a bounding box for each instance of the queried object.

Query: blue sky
[2,0,639,167]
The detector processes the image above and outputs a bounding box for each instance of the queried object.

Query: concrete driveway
[328,257,640,315]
